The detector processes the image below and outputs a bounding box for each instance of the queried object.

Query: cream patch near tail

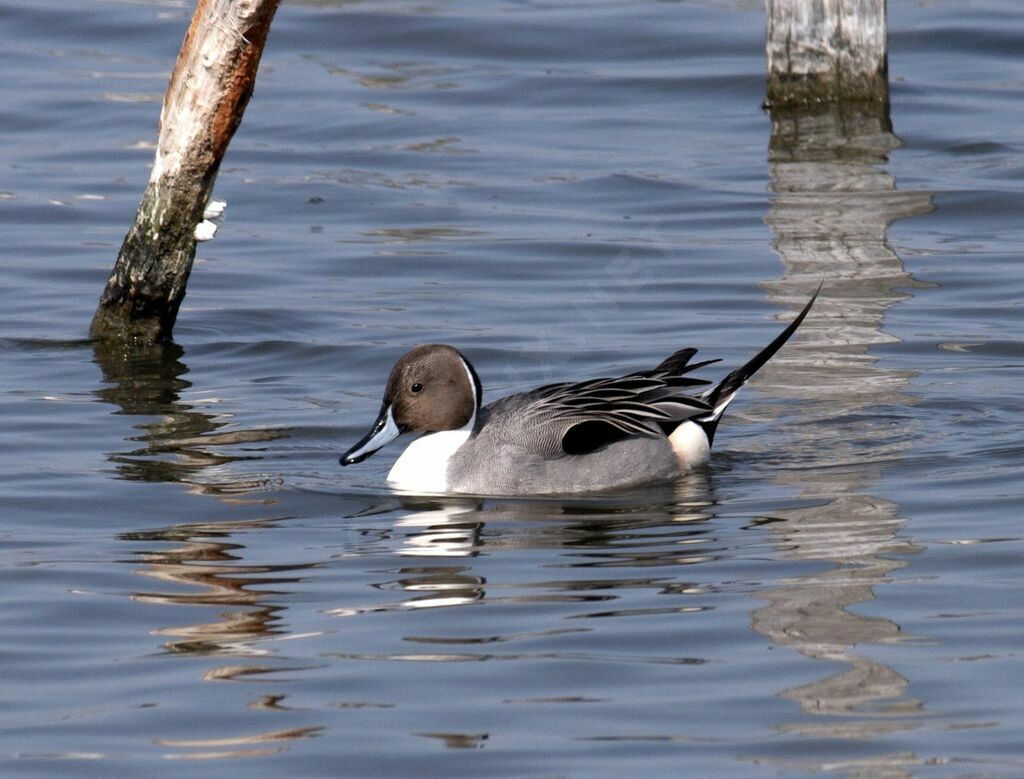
[669,420,710,470]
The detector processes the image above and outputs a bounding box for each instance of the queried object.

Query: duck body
[444,398,686,495]
[341,290,818,496]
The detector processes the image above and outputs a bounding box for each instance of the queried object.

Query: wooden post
[765,0,887,108]
[91,0,280,343]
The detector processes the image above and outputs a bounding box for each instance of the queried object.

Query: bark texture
[91,0,279,343]
[766,0,887,107]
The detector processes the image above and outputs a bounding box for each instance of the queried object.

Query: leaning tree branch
[91,0,280,343]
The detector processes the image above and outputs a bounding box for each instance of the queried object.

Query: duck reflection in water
[326,474,716,626]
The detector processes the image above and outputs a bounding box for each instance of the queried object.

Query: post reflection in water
[748,98,934,772]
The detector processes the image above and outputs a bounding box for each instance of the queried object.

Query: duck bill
[340,403,402,465]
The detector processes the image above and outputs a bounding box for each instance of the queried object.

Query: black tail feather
[697,285,820,444]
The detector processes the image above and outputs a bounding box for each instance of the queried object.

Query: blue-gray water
[2,0,1022,776]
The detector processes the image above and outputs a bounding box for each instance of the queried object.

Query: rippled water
[2,0,1022,776]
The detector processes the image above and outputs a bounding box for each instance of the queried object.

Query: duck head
[340,344,481,466]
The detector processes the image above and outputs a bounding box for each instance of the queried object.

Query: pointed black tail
[697,285,820,445]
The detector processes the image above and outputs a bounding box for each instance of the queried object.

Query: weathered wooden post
[90,0,280,343]
[765,0,887,108]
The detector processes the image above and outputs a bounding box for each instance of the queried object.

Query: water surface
[1,0,1022,776]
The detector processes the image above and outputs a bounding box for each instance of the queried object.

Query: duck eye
[410,382,424,394]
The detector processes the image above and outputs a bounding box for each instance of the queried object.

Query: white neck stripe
[458,354,479,425]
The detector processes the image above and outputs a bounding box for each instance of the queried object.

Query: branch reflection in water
[118,515,328,758]
[92,339,286,495]
[94,340,325,757]
[118,513,326,759]
[121,519,318,659]
[747,98,934,772]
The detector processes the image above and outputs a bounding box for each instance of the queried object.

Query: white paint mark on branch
[194,219,219,242]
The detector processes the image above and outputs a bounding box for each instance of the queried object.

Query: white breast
[386,430,472,493]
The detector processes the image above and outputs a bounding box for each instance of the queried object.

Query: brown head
[340,344,481,466]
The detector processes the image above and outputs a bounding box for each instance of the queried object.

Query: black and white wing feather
[484,348,718,457]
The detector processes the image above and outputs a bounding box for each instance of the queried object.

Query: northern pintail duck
[341,290,818,495]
